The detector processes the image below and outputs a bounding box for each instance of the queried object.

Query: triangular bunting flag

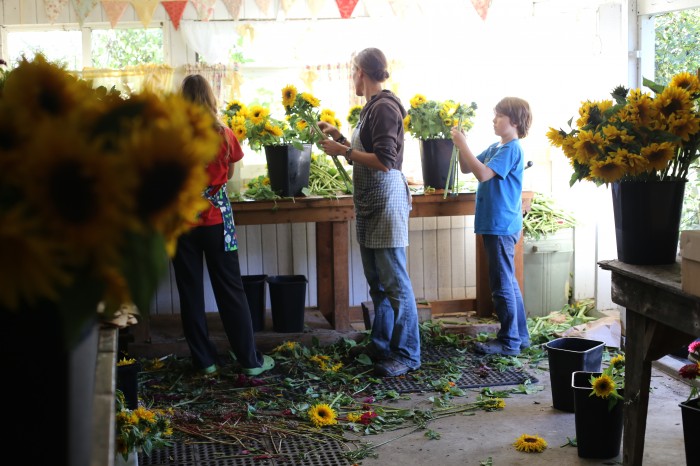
[221,0,243,20]
[306,0,325,19]
[130,0,159,27]
[471,0,490,20]
[388,0,409,18]
[43,0,69,24]
[101,1,128,28]
[255,0,271,16]
[280,0,297,15]
[70,0,98,26]
[161,0,188,29]
[191,0,216,21]
[335,0,358,19]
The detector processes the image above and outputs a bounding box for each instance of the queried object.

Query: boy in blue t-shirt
[451,97,533,356]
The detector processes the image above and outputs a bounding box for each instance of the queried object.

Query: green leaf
[120,230,169,315]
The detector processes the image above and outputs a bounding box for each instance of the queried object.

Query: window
[7,29,82,70]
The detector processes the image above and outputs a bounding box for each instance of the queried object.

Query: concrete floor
[354,356,691,466]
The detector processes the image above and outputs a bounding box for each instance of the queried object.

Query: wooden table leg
[623,309,651,466]
[316,221,350,331]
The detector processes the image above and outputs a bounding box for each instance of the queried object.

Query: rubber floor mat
[378,345,538,394]
[139,436,351,466]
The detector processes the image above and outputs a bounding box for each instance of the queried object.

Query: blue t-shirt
[474,139,524,235]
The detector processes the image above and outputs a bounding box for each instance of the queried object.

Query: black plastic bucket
[242,274,267,332]
[266,275,307,333]
[572,371,624,459]
[116,361,141,410]
[545,337,604,412]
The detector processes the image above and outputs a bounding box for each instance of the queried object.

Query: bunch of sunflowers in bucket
[546,71,700,186]
[0,54,219,345]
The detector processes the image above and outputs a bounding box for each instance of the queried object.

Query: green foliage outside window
[91,28,164,68]
[655,8,700,229]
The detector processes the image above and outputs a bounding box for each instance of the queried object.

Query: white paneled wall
[149,217,476,314]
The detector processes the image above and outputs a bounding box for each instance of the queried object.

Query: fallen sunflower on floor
[513,433,548,453]
[308,403,338,428]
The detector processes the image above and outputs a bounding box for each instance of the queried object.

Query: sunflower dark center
[49,161,96,224]
[136,162,188,220]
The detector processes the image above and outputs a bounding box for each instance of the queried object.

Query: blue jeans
[360,245,421,369]
[482,233,530,352]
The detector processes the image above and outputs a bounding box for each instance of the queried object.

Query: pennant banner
[101,1,129,28]
[221,0,243,20]
[130,0,159,27]
[191,0,216,21]
[255,0,271,16]
[161,0,188,29]
[306,0,325,19]
[43,0,69,24]
[471,0,490,20]
[70,0,98,26]
[280,0,297,15]
[335,0,358,18]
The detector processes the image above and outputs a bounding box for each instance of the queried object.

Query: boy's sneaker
[242,355,275,376]
[373,359,418,378]
[474,339,520,356]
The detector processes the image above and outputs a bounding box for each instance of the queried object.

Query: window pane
[91,28,164,68]
[654,8,700,84]
[7,30,82,70]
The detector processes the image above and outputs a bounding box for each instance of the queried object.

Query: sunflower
[591,373,616,398]
[655,85,693,118]
[282,84,298,109]
[513,434,547,453]
[2,53,85,123]
[610,354,625,369]
[0,208,71,310]
[21,123,132,262]
[346,412,362,423]
[119,121,212,240]
[248,105,270,125]
[589,156,626,183]
[670,71,700,94]
[347,104,363,128]
[308,403,338,428]
[641,141,677,171]
[410,94,427,108]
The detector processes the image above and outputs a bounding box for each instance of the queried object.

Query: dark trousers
[172,223,261,369]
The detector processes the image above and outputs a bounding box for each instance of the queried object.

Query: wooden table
[598,259,700,466]
[233,191,534,331]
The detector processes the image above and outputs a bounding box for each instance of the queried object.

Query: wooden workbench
[598,259,700,465]
[232,191,534,331]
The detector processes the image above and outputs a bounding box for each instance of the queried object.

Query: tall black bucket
[242,274,267,332]
[266,275,307,333]
[545,337,604,412]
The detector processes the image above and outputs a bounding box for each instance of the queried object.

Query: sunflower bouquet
[403,94,478,140]
[115,389,173,460]
[546,71,700,186]
[282,84,352,192]
[222,99,290,151]
[0,54,219,346]
[590,353,625,411]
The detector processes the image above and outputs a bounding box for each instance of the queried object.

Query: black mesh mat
[377,345,538,394]
[139,436,350,466]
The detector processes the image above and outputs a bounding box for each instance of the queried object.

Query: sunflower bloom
[591,374,616,398]
[282,84,297,108]
[641,141,677,171]
[670,71,700,94]
[410,94,427,108]
[589,156,626,183]
[513,434,547,453]
[308,403,338,428]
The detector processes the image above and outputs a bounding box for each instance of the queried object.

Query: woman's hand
[318,138,346,157]
[318,121,340,140]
